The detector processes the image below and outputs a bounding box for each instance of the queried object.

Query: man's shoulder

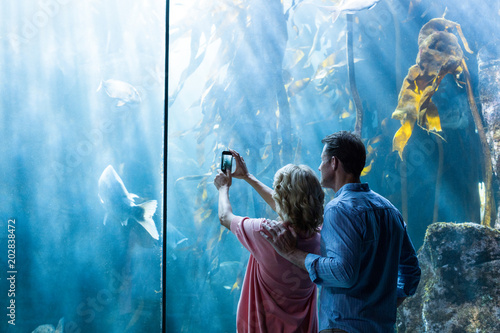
[368,189,398,210]
[324,197,354,219]
[324,197,341,212]
[326,187,399,213]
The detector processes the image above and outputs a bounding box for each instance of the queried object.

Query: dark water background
[168,0,499,332]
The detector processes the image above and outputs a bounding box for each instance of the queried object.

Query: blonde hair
[272,164,324,234]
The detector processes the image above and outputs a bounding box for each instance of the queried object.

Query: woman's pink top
[231,216,320,333]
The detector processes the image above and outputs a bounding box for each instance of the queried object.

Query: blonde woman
[214,149,324,332]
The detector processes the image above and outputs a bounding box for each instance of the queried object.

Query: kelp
[346,14,363,136]
[391,18,473,159]
[391,17,495,226]
[285,0,382,136]
[462,58,495,227]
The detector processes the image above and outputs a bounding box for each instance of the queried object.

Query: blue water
[0,1,164,332]
[167,0,499,332]
[1,0,499,332]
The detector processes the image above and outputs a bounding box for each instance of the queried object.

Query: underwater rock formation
[397,222,500,332]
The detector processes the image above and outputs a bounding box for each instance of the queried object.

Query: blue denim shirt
[305,183,421,332]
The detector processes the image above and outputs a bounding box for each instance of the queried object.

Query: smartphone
[221,151,233,173]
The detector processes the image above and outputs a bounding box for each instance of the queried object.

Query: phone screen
[221,151,233,172]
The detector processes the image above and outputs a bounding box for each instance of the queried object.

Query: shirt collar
[334,182,370,197]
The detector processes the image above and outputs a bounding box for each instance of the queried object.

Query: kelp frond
[391,18,472,158]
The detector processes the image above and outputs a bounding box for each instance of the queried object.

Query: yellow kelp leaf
[194,207,212,225]
[193,207,205,225]
[393,118,416,160]
[315,83,331,94]
[224,275,242,293]
[287,78,310,97]
[313,52,337,80]
[320,52,337,69]
[455,23,473,54]
[392,108,409,120]
[340,110,350,119]
[230,280,240,292]
[288,49,305,69]
[261,144,272,160]
[424,102,442,132]
[418,84,436,107]
[218,226,225,242]
[369,134,383,145]
[203,209,212,220]
[361,159,374,177]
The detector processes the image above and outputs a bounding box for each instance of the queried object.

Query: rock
[397,222,500,332]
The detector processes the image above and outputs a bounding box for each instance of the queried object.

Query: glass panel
[168,0,497,331]
[1,1,165,332]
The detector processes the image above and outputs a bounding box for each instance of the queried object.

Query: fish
[313,52,339,81]
[32,317,64,333]
[285,49,306,69]
[97,79,141,107]
[318,0,381,14]
[98,165,159,240]
[167,222,188,249]
[125,300,144,331]
[224,276,242,293]
[32,325,56,333]
[286,78,310,97]
[313,57,364,81]
[293,0,381,24]
[317,0,381,24]
[217,261,244,292]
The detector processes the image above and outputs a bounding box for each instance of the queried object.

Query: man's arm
[397,223,421,298]
[260,220,308,271]
[260,209,362,289]
[302,207,361,288]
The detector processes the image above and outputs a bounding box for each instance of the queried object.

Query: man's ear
[330,156,339,171]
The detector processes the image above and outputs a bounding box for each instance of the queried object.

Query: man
[261,131,421,333]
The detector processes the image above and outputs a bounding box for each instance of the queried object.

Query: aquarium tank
[0,0,165,332]
[2,0,500,332]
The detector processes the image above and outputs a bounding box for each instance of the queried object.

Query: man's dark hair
[321,131,366,177]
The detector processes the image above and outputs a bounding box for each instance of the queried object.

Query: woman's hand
[214,169,232,190]
[229,149,250,180]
